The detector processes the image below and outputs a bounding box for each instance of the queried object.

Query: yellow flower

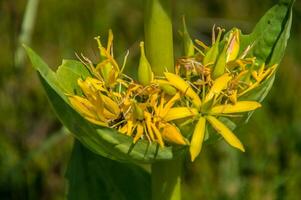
[68,77,121,126]
[118,91,189,147]
[164,70,261,161]
[164,72,202,108]
[66,29,274,161]
[78,30,128,88]
[238,64,277,97]
[190,117,206,161]
[163,26,279,161]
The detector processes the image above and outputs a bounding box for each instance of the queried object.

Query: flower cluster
[68,31,188,148]
[68,27,276,161]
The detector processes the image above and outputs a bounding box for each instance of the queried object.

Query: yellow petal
[239,65,277,97]
[126,120,134,136]
[151,123,165,147]
[154,79,170,85]
[77,79,92,97]
[210,101,261,114]
[133,123,144,143]
[85,117,107,127]
[101,94,120,115]
[206,116,245,152]
[150,93,159,107]
[68,95,108,125]
[86,77,106,91]
[160,93,181,117]
[158,94,166,116]
[226,28,240,62]
[229,90,237,104]
[164,72,201,107]
[145,112,155,141]
[162,124,187,145]
[103,109,116,119]
[204,73,231,103]
[154,79,177,96]
[78,77,106,98]
[107,29,114,51]
[119,124,128,134]
[142,123,151,142]
[68,96,96,119]
[163,107,198,122]
[190,117,206,162]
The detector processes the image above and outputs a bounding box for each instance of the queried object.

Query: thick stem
[151,158,182,200]
[144,1,181,199]
[144,0,174,75]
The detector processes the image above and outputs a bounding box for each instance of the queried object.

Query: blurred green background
[1,0,300,199]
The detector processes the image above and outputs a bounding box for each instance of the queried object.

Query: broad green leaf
[240,0,294,65]
[23,45,64,99]
[66,140,151,200]
[25,46,178,163]
[40,76,121,160]
[269,1,293,64]
[240,74,275,122]
[235,0,293,121]
[240,74,275,102]
[56,59,91,95]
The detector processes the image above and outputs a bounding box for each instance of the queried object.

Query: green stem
[151,158,182,200]
[15,0,40,68]
[144,1,181,199]
[144,0,174,75]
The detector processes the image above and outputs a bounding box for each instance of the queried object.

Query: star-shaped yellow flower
[164,72,261,161]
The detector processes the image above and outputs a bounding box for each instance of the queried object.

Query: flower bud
[160,84,177,96]
[182,16,195,57]
[97,62,114,85]
[162,124,188,145]
[212,46,227,79]
[133,102,144,121]
[203,27,223,66]
[94,32,119,87]
[138,42,154,86]
[226,28,240,62]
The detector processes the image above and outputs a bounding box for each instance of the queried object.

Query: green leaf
[240,74,275,102]
[56,59,91,95]
[66,140,151,200]
[269,1,293,64]
[240,0,294,65]
[23,45,63,99]
[25,46,178,163]
[240,74,276,122]
[236,0,293,122]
